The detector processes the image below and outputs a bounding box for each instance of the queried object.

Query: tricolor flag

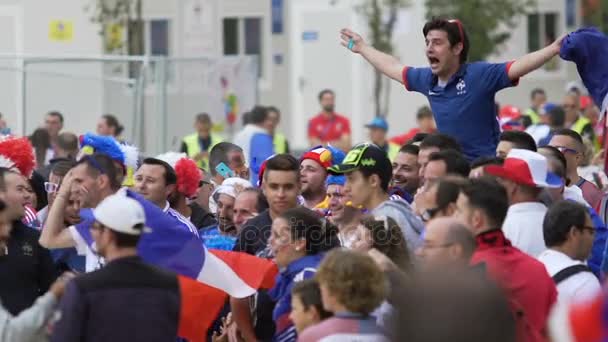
[74,189,278,342]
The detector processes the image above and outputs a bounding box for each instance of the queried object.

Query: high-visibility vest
[388,142,400,162]
[273,133,288,154]
[183,133,222,170]
[572,116,592,135]
[572,116,601,151]
[524,108,540,125]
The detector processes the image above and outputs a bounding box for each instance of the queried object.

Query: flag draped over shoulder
[74,189,278,342]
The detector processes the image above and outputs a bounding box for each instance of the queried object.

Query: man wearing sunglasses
[341,18,566,161]
[549,128,603,210]
[538,200,599,303]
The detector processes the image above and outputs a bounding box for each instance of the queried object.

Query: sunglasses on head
[448,19,465,44]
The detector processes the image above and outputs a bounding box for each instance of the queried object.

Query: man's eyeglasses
[553,146,579,155]
[44,182,59,193]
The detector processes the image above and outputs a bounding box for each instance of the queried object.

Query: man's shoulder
[74,257,177,292]
[243,210,272,228]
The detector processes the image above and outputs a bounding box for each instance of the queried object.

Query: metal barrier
[0,55,258,156]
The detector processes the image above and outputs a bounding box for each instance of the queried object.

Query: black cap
[327,143,391,176]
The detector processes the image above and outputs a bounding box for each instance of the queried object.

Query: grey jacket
[0,292,57,342]
[372,198,424,250]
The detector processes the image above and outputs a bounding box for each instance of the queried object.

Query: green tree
[425,0,536,61]
[85,0,143,55]
[358,0,410,118]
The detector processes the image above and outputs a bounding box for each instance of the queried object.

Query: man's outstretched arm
[507,33,566,80]
[340,28,405,83]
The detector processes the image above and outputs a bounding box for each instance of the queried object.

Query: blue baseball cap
[365,117,388,131]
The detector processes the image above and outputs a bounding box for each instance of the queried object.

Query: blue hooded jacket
[560,27,608,113]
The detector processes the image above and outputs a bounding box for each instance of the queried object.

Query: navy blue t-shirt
[403,62,517,160]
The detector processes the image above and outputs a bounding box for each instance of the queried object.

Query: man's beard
[323,105,334,113]
[302,185,323,200]
[219,218,236,236]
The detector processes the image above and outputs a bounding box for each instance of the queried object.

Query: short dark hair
[423,18,469,64]
[51,160,76,178]
[435,176,467,211]
[499,131,537,152]
[552,128,583,146]
[249,106,269,125]
[209,142,244,177]
[195,113,211,125]
[360,166,392,192]
[47,111,64,124]
[416,106,433,120]
[470,156,504,170]
[548,106,566,127]
[291,279,332,320]
[241,111,252,126]
[110,229,142,248]
[263,154,300,183]
[76,153,121,190]
[141,158,177,186]
[428,149,471,177]
[445,221,477,260]
[0,167,15,192]
[267,106,281,118]
[420,133,461,152]
[241,187,269,213]
[460,177,509,228]
[279,207,340,254]
[407,133,429,145]
[531,88,546,99]
[318,89,335,101]
[102,114,124,136]
[399,144,419,155]
[57,132,79,158]
[543,200,588,247]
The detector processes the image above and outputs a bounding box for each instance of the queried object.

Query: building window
[149,19,170,56]
[222,17,263,76]
[127,18,172,80]
[527,13,559,71]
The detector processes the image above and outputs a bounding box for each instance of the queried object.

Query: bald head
[417,217,476,268]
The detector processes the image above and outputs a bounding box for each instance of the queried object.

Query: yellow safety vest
[572,116,591,135]
[388,143,400,162]
[183,133,222,170]
[273,133,288,154]
[572,116,600,151]
[524,108,540,125]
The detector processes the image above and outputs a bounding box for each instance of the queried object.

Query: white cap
[93,194,147,235]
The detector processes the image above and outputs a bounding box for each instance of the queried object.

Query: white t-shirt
[68,225,104,273]
[538,249,600,304]
[502,202,547,257]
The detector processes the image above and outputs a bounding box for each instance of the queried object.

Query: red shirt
[471,230,557,342]
[308,113,351,143]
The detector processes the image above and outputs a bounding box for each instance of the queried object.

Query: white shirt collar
[507,202,546,213]
[163,201,170,213]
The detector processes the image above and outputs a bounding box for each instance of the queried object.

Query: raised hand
[340,28,366,54]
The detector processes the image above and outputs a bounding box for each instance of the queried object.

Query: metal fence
[0,55,258,156]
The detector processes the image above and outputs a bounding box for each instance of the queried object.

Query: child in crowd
[289,279,332,334]
[298,249,389,341]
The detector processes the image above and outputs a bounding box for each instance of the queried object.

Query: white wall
[17,0,103,136]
